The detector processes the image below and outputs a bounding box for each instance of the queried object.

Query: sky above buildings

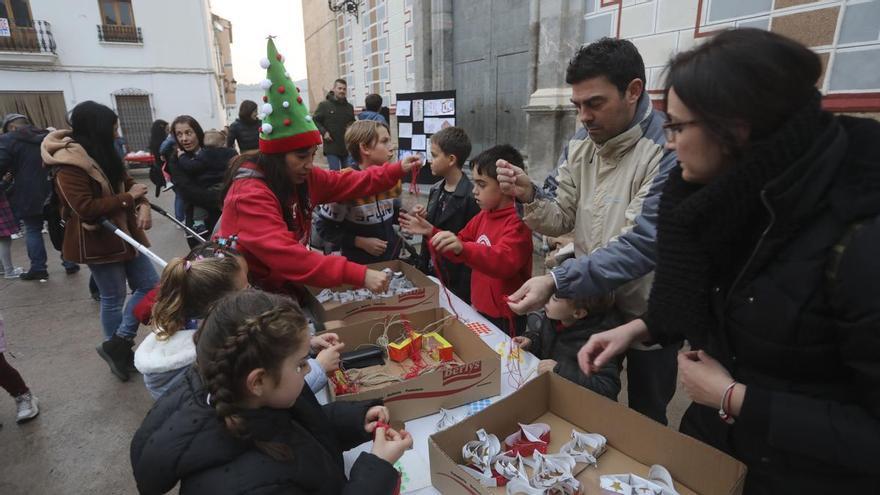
[211,0,308,84]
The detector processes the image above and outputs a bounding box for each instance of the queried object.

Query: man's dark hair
[471,144,523,181]
[430,127,471,168]
[333,78,347,87]
[566,37,646,93]
[364,94,382,112]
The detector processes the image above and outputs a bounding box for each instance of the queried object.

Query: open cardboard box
[305,260,439,325]
[323,307,501,422]
[429,372,747,495]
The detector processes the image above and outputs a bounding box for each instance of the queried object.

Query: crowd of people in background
[0,28,878,493]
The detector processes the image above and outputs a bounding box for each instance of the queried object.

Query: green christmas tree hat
[257,37,322,154]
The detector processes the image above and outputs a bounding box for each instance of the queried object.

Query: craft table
[330,279,541,493]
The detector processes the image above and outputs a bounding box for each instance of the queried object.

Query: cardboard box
[429,372,747,495]
[306,260,439,325]
[325,307,501,422]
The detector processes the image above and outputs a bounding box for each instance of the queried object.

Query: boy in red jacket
[401,145,533,334]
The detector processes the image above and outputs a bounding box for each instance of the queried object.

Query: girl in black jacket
[579,29,880,493]
[131,290,412,494]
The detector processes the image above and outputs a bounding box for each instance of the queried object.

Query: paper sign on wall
[396,100,411,117]
[413,100,424,122]
[411,134,427,151]
[399,123,413,138]
[424,98,455,116]
[424,117,455,134]
[0,19,11,37]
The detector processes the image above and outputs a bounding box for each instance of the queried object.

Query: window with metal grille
[115,95,152,154]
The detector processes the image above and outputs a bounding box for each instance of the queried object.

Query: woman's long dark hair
[171,115,205,152]
[148,119,169,163]
[664,28,822,157]
[222,150,311,235]
[238,100,259,125]
[70,101,126,192]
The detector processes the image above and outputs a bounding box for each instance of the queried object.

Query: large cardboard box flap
[324,307,501,422]
[305,260,439,325]
[429,372,747,494]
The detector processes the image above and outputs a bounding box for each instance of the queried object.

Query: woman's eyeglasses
[662,120,700,142]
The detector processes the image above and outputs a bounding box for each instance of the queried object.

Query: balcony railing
[97,24,143,44]
[0,20,56,54]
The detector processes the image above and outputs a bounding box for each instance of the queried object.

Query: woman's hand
[678,350,744,415]
[399,212,433,236]
[364,268,391,293]
[129,183,148,200]
[578,319,649,375]
[136,205,152,231]
[506,275,556,315]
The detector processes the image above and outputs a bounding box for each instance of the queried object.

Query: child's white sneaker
[15,392,39,423]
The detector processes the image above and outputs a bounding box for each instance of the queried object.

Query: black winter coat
[0,126,50,218]
[655,115,880,493]
[227,119,261,153]
[313,94,354,157]
[415,176,481,303]
[524,310,622,400]
[131,368,400,495]
[176,147,237,190]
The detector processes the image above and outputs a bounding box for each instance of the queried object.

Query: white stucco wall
[0,0,226,129]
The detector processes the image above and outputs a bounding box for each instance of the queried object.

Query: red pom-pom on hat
[278,86,286,94]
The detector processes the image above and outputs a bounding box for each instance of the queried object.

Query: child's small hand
[401,155,423,173]
[355,236,388,256]
[372,426,413,464]
[311,332,339,351]
[364,268,391,293]
[512,336,532,350]
[431,231,462,255]
[399,212,433,236]
[364,405,390,433]
[537,359,558,374]
[410,204,427,218]
[316,342,345,373]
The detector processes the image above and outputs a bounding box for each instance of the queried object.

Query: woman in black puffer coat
[578,29,880,493]
[226,100,261,153]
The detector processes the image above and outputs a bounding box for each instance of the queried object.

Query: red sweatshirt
[436,205,532,318]
[218,161,405,293]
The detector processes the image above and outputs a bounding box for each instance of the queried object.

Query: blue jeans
[88,254,159,341]
[22,215,77,272]
[325,154,348,171]
[174,192,186,222]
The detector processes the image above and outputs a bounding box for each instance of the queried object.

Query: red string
[409,165,420,195]
[427,242,460,320]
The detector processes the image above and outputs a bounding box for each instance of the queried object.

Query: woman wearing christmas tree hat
[218,38,421,295]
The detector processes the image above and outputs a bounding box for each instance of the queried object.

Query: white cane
[100,219,168,268]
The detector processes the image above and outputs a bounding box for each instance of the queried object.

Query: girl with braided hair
[131,290,411,495]
[134,242,345,400]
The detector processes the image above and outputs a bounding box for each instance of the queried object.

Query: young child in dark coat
[176,129,237,235]
[131,290,412,495]
[513,293,622,400]
[411,127,480,303]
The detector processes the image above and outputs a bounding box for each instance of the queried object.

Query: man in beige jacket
[500,38,679,425]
